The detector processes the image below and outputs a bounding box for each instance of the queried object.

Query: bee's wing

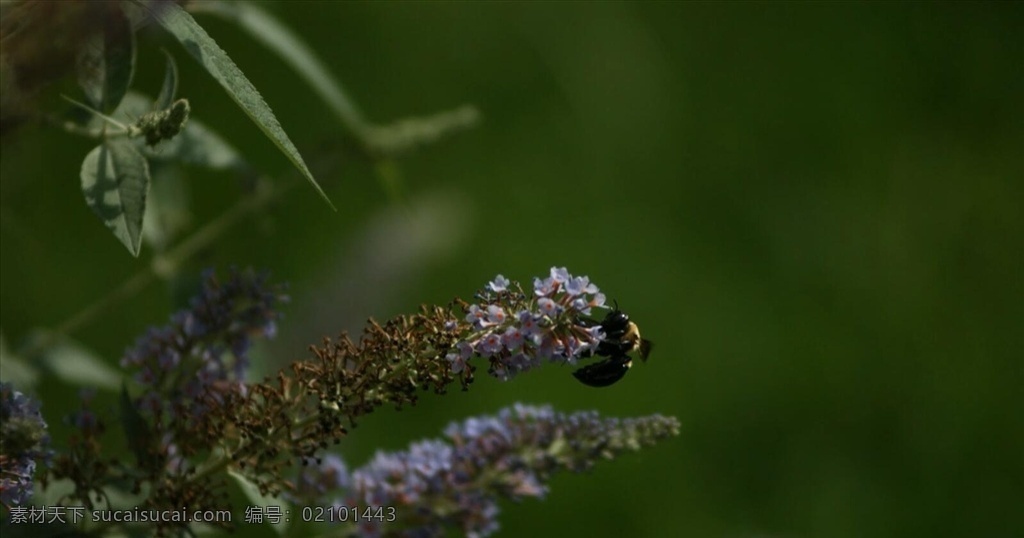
[572,357,631,387]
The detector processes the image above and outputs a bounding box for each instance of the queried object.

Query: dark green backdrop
[1,2,1021,537]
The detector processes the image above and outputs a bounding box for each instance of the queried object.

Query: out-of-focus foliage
[1,2,1021,537]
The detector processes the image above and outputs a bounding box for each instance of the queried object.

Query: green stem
[45,115,131,140]
[60,94,131,132]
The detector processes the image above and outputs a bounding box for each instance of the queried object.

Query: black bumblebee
[573,307,652,387]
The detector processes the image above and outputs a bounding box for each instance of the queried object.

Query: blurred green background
[1,2,1022,537]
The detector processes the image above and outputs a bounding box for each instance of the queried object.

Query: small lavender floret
[477,333,503,357]
[445,341,473,374]
[338,404,679,537]
[501,326,524,350]
[465,305,487,329]
[485,305,506,325]
[549,267,571,284]
[517,310,540,336]
[532,276,556,296]
[486,275,510,292]
[537,297,560,317]
[0,383,52,507]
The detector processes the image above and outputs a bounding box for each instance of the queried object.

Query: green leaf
[76,5,136,113]
[120,383,156,468]
[32,331,121,391]
[202,1,368,136]
[154,48,179,111]
[80,139,151,256]
[142,165,191,252]
[227,470,290,535]
[106,91,152,120]
[128,0,335,210]
[0,332,39,388]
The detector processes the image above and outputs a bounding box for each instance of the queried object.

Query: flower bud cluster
[448,267,608,381]
[132,98,190,146]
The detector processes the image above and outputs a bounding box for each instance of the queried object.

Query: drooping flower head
[448,267,609,381]
[120,267,288,425]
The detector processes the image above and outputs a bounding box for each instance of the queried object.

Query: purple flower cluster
[323,403,679,537]
[449,267,609,380]
[66,389,101,437]
[345,438,497,537]
[0,383,52,507]
[120,268,287,420]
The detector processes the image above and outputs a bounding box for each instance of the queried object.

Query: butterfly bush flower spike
[300,404,678,537]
